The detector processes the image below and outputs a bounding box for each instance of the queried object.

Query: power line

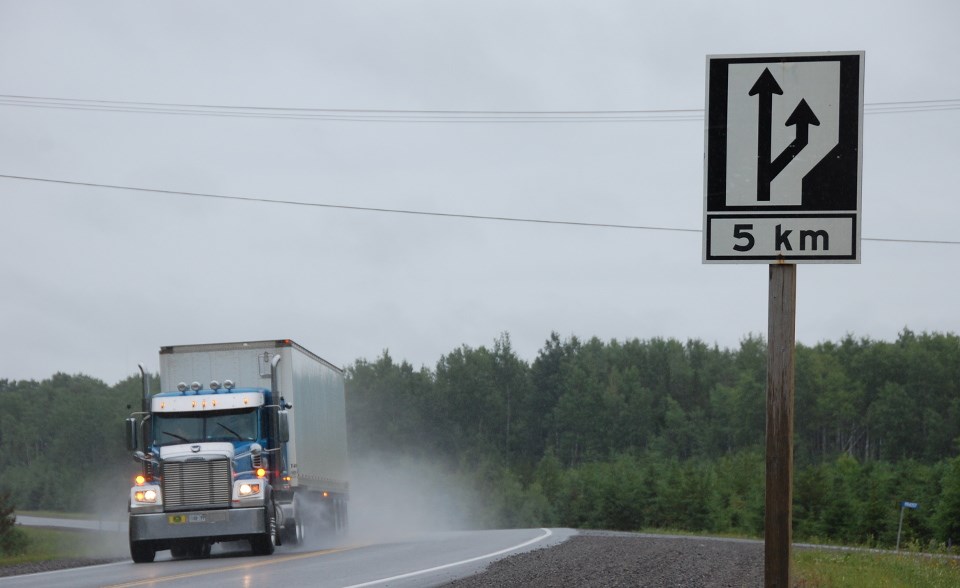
[0,94,700,122]
[1,172,957,246]
[0,93,957,123]
[0,173,699,233]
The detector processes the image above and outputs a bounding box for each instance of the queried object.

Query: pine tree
[0,492,28,555]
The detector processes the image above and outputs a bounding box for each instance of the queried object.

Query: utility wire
[1,173,957,246]
[0,173,697,233]
[0,94,958,122]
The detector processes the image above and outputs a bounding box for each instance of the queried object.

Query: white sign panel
[703,52,864,263]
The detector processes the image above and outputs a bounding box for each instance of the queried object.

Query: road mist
[299,454,483,547]
[82,463,138,558]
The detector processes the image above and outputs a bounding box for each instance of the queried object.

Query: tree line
[0,373,151,516]
[347,329,960,546]
[1,329,959,549]
[348,329,960,467]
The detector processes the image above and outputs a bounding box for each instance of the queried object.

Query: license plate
[168,514,206,524]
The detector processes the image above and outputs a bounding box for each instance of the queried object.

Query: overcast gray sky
[2,1,959,384]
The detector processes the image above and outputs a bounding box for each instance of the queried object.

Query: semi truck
[124,339,349,563]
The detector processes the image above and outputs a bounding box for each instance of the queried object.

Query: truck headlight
[234,479,265,504]
[239,483,261,497]
[130,484,163,511]
[135,489,158,503]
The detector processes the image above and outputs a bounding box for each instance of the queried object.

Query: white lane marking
[341,528,554,588]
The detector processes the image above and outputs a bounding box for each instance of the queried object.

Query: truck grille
[162,458,232,511]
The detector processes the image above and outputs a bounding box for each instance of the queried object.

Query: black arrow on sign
[748,69,821,202]
[770,99,820,181]
[749,68,783,202]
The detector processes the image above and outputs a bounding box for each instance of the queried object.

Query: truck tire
[336,497,349,533]
[130,540,156,563]
[282,515,304,545]
[250,508,277,555]
[251,499,277,556]
[171,539,211,559]
[282,495,305,545]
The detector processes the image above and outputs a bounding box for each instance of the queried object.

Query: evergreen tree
[0,492,27,556]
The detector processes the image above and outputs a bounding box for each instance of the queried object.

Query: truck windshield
[154,408,259,445]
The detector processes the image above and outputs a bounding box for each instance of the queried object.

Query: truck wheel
[172,540,211,559]
[288,513,305,544]
[130,540,156,563]
[282,518,300,545]
[337,498,349,533]
[283,495,304,545]
[251,502,277,556]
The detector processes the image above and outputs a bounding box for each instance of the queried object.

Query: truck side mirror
[278,410,290,444]
[125,417,139,451]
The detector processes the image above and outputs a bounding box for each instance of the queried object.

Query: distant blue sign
[901,501,919,509]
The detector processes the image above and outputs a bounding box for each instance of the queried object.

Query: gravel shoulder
[443,531,764,588]
[0,558,125,578]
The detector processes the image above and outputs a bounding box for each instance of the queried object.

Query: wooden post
[766,263,796,588]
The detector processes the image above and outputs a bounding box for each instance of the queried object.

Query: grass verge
[0,527,125,567]
[794,548,960,587]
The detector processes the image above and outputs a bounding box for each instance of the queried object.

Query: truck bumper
[130,507,265,542]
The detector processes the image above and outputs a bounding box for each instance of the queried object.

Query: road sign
[703,52,864,263]
[897,500,919,550]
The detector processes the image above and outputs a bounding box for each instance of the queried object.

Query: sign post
[897,501,919,550]
[704,51,864,588]
[766,263,796,586]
